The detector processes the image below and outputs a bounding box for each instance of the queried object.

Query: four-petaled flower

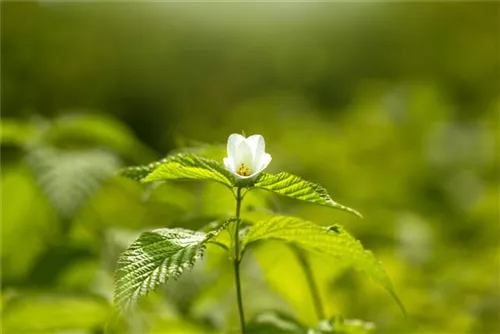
[223,133,272,182]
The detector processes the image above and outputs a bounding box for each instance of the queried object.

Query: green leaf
[0,119,36,146]
[252,241,346,324]
[247,311,308,334]
[45,113,157,163]
[119,163,159,182]
[114,226,226,312]
[329,317,376,334]
[1,164,55,281]
[246,312,376,334]
[120,154,234,188]
[2,294,110,333]
[242,216,405,316]
[26,147,121,220]
[253,172,362,218]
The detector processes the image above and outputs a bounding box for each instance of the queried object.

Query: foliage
[2,294,111,333]
[1,2,499,333]
[112,149,402,334]
[253,173,362,218]
[26,146,120,220]
[122,154,235,188]
[246,312,376,334]
[242,216,405,316]
[115,228,208,312]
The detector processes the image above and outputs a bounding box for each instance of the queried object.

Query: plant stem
[292,245,325,321]
[233,187,246,334]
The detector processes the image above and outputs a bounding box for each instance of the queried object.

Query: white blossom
[223,133,272,182]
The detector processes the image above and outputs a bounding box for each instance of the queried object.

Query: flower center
[236,162,252,176]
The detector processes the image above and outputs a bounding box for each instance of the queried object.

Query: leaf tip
[351,208,364,219]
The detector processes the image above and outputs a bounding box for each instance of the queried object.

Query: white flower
[223,133,272,182]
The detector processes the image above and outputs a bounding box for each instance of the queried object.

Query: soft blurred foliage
[1,2,499,333]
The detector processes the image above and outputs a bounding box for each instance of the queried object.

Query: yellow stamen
[236,163,251,176]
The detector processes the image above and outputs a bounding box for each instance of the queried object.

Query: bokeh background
[1,2,499,333]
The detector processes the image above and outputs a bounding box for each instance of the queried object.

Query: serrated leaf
[114,222,232,312]
[114,228,206,311]
[242,216,405,316]
[26,147,120,220]
[119,163,158,182]
[253,173,362,218]
[120,154,234,188]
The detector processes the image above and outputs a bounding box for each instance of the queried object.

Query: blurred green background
[1,2,499,333]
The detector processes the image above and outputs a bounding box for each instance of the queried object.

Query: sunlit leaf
[252,242,336,325]
[242,216,405,316]
[122,154,234,188]
[119,163,159,182]
[114,228,206,311]
[253,173,362,218]
[114,222,231,312]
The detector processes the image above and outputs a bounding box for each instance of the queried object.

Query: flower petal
[245,153,272,180]
[259,153,272,171]
[235,140,253,167]
[246,135,265,155]
[247,135,265,169]
[227,133,245,158]
[223,157,235,172]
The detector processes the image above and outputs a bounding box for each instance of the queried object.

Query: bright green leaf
[119,163,158,182]
[253,172,362,218]
[242,216,405,316]
[1,164,56,281]
[121,154,234,188]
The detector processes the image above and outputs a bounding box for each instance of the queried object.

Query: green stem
[292,245,325,321]
[233,187,246,334]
